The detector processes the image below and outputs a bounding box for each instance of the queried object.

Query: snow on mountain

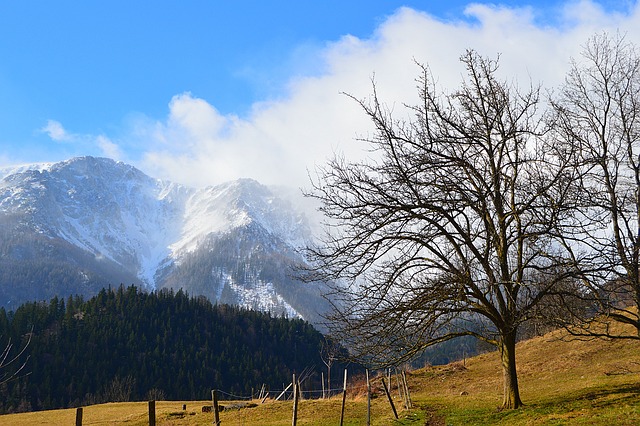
[172,178,311,257]
[0,157,322,320]
[1,157,187,286]
[0,162,55,180]
[218,271,300,318]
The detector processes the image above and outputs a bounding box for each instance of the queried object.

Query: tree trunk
[500,330,522,409]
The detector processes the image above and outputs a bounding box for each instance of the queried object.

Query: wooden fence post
[366,369,371,426]
[402,371,412,409]
[395,368,404,402]
[291,374,298,426]
[148,400,155,426]
[276,382,293,401]
[381,377,398,419]
[339,369,348,426]
[75,407,83,426]
[212,390,221,425]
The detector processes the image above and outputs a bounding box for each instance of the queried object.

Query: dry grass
[407,324,640,425]
[0,395,410,426]
[0,401,210,426]
[2,322,640,425]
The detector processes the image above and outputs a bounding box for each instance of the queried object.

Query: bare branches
[553,32,640,339]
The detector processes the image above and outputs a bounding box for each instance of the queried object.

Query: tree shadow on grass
[441,382,640,425]
[544,382,640,409]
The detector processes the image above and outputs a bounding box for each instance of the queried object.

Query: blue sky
[0,1,638,187]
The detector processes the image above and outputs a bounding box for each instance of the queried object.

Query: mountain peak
[0,157,324,322]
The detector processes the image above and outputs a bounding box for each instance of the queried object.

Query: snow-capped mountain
[0,157,328,322]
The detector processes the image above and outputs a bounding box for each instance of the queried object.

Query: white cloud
[96,135,124,160]
[110,2,640,189]
[41,119,127,162]
[41,119,72,142]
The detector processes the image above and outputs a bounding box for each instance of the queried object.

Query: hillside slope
[0,287,331,414]
[2,322,639,425]
[407,322,640,425]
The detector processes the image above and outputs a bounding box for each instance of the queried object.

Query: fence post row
[69,368,412,426]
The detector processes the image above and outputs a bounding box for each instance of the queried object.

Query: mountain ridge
[0,156,327,323]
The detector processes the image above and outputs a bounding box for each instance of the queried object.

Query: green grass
[2,324,640,425]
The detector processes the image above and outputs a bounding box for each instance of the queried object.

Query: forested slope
[0,286,329,413]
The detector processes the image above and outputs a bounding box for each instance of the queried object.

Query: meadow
[2,324,640,425]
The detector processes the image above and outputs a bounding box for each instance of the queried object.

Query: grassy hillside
[2,323,640,425]
[411,328,640,425]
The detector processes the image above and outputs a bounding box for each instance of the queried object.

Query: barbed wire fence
[70,369,412,426]
[213,367,410,400]
[208,368,412,425]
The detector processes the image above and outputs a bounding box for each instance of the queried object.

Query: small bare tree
[320,337,340,397]
[307,51,577,409]
[552,32,640,339]
[103,375,135,403]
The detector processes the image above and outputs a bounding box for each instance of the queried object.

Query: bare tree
[319,337,340,397]
[103,375,135,403]
[306,51,576,409]
[552,32,640,338]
